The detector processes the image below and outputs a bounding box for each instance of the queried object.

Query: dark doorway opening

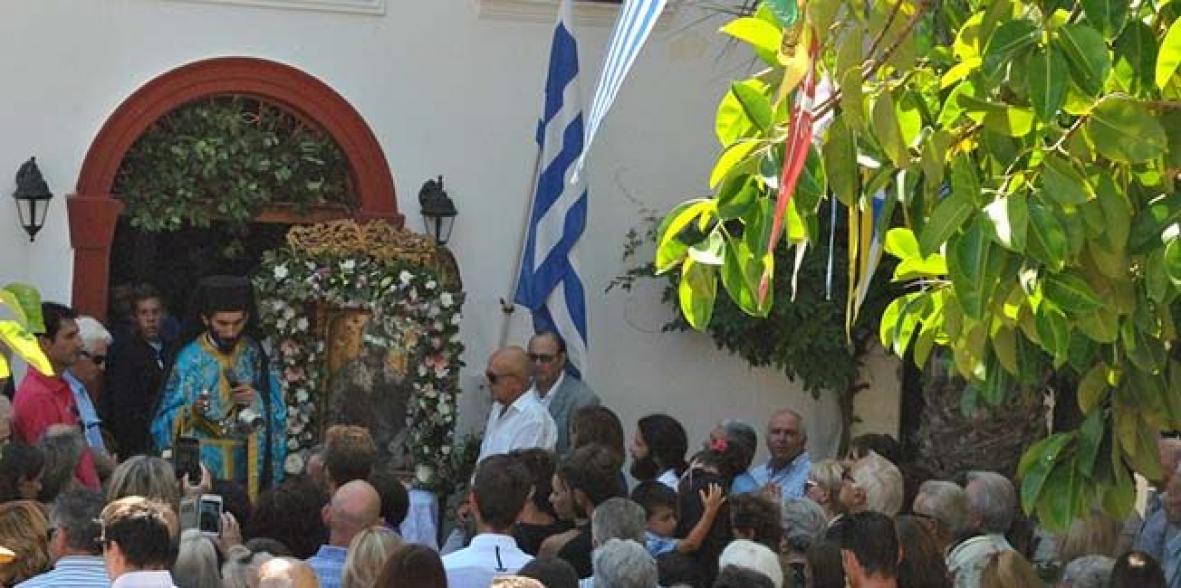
[107,219,291,325]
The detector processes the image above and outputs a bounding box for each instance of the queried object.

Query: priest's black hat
[196,275,253,316]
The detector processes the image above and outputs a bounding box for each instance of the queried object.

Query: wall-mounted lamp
[13,157,52,242]
[419,175,457,246]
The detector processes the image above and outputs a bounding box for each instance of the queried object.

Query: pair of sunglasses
[80,350,106,367]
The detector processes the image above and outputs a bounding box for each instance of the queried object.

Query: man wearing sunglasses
[65,316,113,476]
[526,331,598,456]
[476,346,557,463]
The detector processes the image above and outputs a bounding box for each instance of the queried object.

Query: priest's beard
[630,455,660,481]
[208,331,240,354]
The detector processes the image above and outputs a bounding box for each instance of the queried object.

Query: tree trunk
[915,351,1047,480]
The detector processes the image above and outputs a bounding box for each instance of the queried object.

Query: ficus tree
[658,0,1181,530]
[0,283,53,380]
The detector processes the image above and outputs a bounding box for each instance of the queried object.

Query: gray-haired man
[17,490,109,587]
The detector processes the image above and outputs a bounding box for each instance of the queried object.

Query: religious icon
[319,306,417,471]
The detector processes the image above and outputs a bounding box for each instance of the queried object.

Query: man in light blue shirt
[307,480,382,588]
[68,316,112,458]
[17,490,109,588]
[443,454,534,586]
[747,409,811,499]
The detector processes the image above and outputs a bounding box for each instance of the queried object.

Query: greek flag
[514,0,589,377]
[573,0,668,178]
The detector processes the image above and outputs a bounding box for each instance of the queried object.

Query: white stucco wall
[0,0,899,462]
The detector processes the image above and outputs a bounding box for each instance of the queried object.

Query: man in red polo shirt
[12,302,100,490]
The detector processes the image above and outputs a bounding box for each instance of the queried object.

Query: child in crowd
[631,481,726,557]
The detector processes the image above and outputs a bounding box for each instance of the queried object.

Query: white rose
[277,319,288,330]
[441,445,452,455]
[296,317,309,332]
[440,293,454,308]
[416,465,435,484]
[450,314,462,326]
[439,403,451,415]
[295,390,309,403]
[284,454,304,475]
[399,270,413,285]
[287,438,300,450]
[425,280,437,290]
[283,307,295,320]
[273,265,289,280]
[342,259,357,271]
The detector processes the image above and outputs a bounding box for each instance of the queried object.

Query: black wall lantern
[13,157,53,242]
[419,175,457,246]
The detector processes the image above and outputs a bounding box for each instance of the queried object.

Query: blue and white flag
[514,0,590,377]
[573,0,668,178]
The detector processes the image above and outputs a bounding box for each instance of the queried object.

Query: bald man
[476,346,558,462]
[306,480,382,588]
[259,557,319,588]
[748,409,812,499]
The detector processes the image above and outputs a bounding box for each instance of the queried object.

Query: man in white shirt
[443,454,535,586]
[98,496,178,588]
[478,346,557,462]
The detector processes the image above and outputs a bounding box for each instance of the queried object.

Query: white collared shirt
[111,570,177,588]
[657,469,680,490]
[442,533,533,587]
[477,391,558,462]
[531,371,566,410]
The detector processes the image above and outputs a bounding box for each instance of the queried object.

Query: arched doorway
[69,57,402,321]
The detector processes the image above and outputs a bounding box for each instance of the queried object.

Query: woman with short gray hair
[592,539,658,588]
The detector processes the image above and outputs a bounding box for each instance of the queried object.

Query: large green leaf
[1040,154,1093,206]
[720,236,765,316]
[0,321,53,376]
[919,194,975,257]
[720,18,782,64]
[1081,0,1128,39]
[1043,271,1104,313]
[1158,18,1181,90]
[873,93,909,168]
[678,257,719,330]
[1019,433,1072,513]
[2,283,44,333]
[1027,200,1069,271]
[1130,193,1181,255]
[1113,22,1158,95]
[1086,96,1169,164]
[1037,457,1082,532]
[983,194,1029,252]
[1027,44,1070,122]
[717,176,759,221]
[958,94,1036,137]
[1095,176,1130,254]
[716,80,766,146]
[951,219,1006,319]
[983,19,1039,78]
[656,199,714,273]
[0,290,28,327]
[1035,301,1071,365]
[1078,362,1110,412]
[730,81,772,132]
[1078,410,1105,477]
[837,23,865,132]
[1056,24,1112,95]
[823,118,858,207]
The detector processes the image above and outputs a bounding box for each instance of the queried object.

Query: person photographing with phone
[150,275,286,502]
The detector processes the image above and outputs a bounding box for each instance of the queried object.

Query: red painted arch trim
[71,56,401,320]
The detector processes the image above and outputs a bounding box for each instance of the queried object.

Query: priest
[151,275,286,500]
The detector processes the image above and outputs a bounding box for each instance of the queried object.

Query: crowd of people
[0,278,1178,588]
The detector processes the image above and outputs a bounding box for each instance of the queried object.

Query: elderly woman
[805,459,844,521]
[780,498,828,587]
[175,529,222,588]
[592,539,658,588]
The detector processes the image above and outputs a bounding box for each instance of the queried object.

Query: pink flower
[280,338,300,355]
[425,353,448,370]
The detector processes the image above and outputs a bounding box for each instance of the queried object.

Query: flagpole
[497,148,544,349]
